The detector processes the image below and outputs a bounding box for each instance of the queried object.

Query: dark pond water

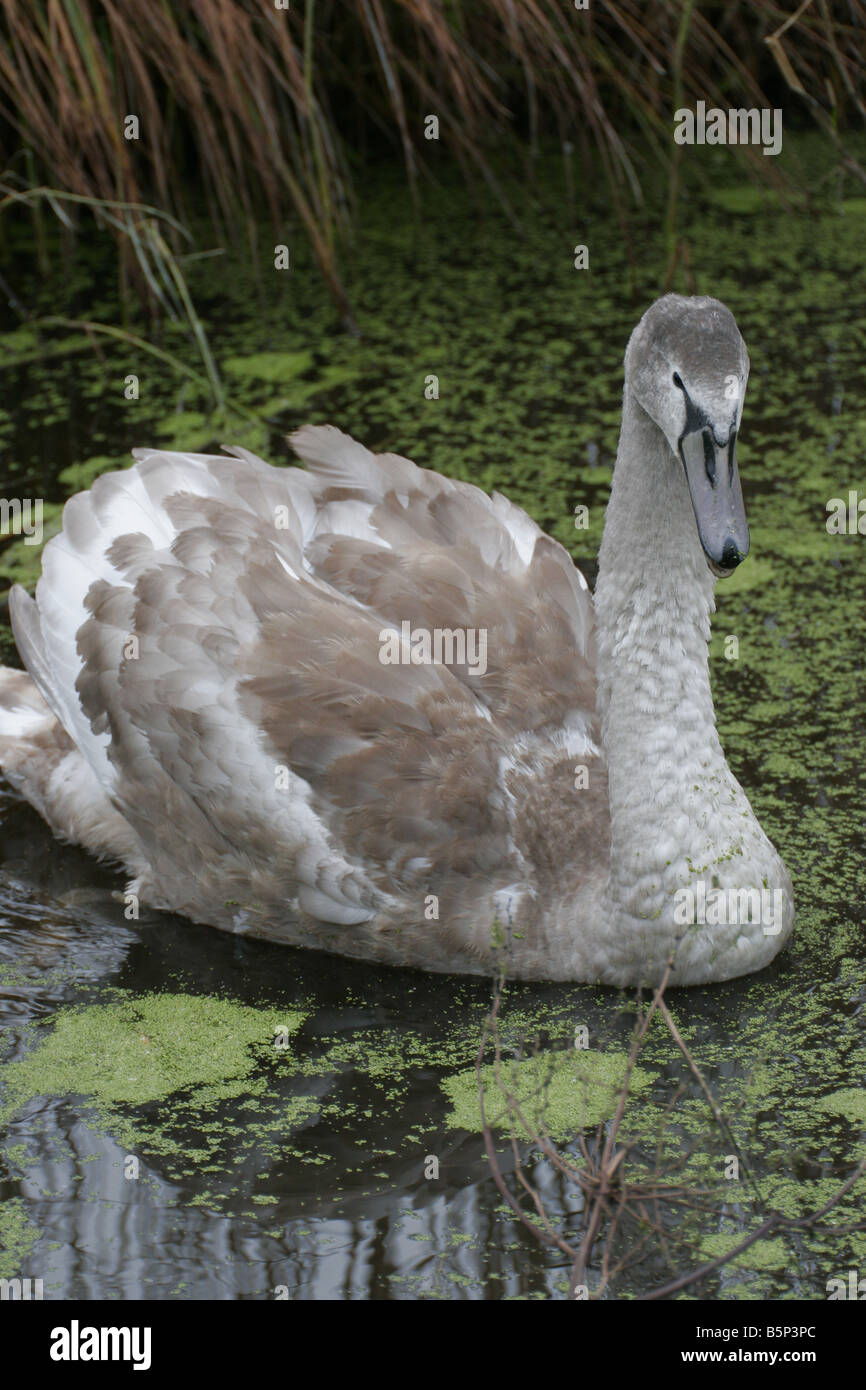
[0,139,864,1299]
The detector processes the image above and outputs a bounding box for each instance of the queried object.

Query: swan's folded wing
[10,432,600,939]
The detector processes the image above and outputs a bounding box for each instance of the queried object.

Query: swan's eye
[672,371,684,390]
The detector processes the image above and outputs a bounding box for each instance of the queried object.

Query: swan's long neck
[595,385,721,812]
[588,386,789,984]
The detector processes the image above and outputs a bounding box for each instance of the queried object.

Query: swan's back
[3,427,607,975]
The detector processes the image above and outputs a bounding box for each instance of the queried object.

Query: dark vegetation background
[1,0,865,330]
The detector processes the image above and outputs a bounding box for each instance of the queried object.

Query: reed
[0,1,863,323]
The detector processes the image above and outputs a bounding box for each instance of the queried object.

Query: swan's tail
[0,663,137,864]
[0,664,68,802]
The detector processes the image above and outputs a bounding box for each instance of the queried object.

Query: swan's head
[625,294,750,577]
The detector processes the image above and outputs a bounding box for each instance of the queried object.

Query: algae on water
[0,991,304,1118]
[442,1046,653,1142]
[0,1197,42,1281]
[0,991,319,1191]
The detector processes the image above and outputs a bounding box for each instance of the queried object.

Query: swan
[0,294,794,985]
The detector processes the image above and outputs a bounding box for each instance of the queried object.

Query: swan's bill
[678,424,750,576]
